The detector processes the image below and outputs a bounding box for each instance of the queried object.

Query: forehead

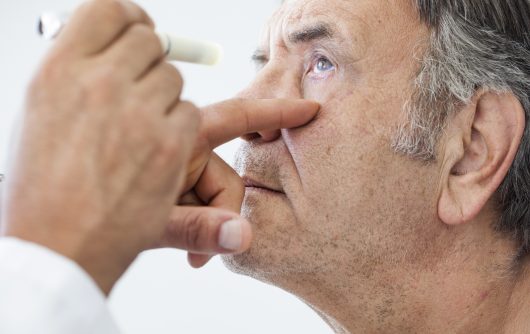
[263,0,422,46]
[276,0,417,22]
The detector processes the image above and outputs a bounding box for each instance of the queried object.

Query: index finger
[57,0,154,56]
[201,99,320,148]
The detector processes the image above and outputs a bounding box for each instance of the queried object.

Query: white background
[0,0,333,333]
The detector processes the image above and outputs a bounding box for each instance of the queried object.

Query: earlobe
[438,187,466,225]
[437,91,526,226]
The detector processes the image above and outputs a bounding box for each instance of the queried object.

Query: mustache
[234,142,283,186]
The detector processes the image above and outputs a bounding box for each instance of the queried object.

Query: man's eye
[311,57,335,74]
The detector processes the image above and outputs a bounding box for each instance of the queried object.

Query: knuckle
[188,109,201,132]
[178,101,200,122]
[184,212,214,250]
[126,22,148,37]
[141,28,163,56]
[170,101,201,136]
[230,98,246,110]
[184,216,204,249]
[101,0,129,24]
[159,63,184,89]
[169,65,184,86]
[128,23,159,48]
[177,100,194,109]
[95,0,154,30]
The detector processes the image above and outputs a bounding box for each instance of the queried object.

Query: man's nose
[236,64,302,142]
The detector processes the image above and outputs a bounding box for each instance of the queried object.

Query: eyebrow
[251,22,336,64]
[251,51,268,64]
[288,23,334,44]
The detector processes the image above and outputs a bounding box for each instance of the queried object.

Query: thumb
[158,206,252,254]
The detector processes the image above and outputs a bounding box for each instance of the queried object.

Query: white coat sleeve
[0,237,122,334]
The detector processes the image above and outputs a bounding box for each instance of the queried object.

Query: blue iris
[313,57,334,73]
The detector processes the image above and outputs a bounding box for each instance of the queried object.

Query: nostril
[257,130,282,142]
[240,130,281,143]
[241,133,261,141]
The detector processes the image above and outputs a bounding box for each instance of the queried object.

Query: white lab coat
[0,237,121,334]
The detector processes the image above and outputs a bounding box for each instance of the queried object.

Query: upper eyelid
[307,50,336,68]
[314,57,334,67]
[310,46,337,61]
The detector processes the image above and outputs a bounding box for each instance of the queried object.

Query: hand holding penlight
[38,11,223,66]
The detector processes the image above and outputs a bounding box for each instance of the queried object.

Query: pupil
[317,59,331,71]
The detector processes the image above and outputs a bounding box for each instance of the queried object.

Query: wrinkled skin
[222,0,530,333]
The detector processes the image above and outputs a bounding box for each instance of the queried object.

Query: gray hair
[392,1,530,252]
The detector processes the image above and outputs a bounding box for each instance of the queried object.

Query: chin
[221,191,332,282]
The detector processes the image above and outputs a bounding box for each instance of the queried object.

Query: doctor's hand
[1,0,199,294]
[156,99,320,268]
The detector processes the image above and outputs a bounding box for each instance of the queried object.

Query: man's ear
[438,91,526,225]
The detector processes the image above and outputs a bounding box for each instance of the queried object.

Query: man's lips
[242,176,285,194]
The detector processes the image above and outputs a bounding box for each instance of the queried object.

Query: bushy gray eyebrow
[288,23,334,44]
[251,50,268,64]
[250,22,337,65]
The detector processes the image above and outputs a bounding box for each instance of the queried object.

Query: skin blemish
[480,291,489,301]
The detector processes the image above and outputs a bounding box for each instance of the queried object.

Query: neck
[503,256,530,334]
[266,236,530,333]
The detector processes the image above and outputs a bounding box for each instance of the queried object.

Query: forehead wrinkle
[259,0,402,65]
[284,2,368,44]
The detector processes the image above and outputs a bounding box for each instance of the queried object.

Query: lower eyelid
[306,70,335,81]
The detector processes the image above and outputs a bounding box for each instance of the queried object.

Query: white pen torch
[38,11,223,66]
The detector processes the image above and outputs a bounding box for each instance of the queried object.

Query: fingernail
[219,219,243,251]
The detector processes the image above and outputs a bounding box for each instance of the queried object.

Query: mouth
[242,176,285,195]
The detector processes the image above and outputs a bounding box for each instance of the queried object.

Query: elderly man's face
[225,0,442,285]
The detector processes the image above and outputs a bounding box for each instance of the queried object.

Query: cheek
[303,75,339,102]
[281,89,394,227]
[284,87,383,176]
